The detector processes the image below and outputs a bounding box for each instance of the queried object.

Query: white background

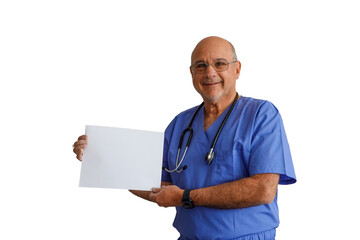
[1,0,359,239]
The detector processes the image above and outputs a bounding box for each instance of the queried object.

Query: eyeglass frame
[190,59,237,73]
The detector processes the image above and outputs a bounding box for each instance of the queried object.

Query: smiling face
[190,37,241,104]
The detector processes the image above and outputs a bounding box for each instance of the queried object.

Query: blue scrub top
[162,97,296,240]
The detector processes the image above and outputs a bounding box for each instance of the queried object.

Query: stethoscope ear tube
[178,127,193,149]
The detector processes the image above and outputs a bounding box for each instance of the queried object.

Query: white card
[79,125,164,191]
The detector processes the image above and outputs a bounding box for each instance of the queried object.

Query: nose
[205,63,218,77]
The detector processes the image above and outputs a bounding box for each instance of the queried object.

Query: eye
[214,61,227,67]
[195,62,207,69]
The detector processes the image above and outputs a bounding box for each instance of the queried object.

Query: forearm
[191,173,280,209]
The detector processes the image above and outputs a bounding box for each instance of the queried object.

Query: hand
[149,185,184,207]
[72,135,88,161]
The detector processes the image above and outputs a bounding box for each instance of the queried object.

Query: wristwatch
[182,189,195,209]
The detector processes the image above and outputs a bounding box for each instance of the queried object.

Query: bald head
[191,36,237,64]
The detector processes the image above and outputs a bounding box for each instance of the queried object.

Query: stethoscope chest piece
[205,148,215,165]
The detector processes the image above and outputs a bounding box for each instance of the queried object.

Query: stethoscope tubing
[209,93,239,152]
[163,93,239,173]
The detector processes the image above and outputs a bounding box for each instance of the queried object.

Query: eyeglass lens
[192,60,231,73]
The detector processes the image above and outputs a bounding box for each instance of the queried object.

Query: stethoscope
[163,93,239,173]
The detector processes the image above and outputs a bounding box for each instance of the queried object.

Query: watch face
[183,200,194,209]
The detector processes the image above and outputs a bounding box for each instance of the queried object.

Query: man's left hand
[149,185,184,207]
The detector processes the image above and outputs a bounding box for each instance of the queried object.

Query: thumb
[151,187,161,193]
[151,185,165,193]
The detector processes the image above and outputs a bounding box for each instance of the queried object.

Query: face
[190,38,241,104]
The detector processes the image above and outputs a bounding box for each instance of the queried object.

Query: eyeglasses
[190,59,237,73]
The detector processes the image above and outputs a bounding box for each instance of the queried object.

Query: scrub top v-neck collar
[195,97,241,143]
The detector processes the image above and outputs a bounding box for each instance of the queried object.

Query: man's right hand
[72,135,88,161]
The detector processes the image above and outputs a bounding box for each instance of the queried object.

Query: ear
[235,61,241,79]
[190,67,194,78]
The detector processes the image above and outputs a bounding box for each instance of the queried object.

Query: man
[73,36,296,240]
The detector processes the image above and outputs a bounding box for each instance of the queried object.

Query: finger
[74,140,87,147]
[76,148,84,161]
[78,135,88,141]
[73,145,85,155]
[73,140,87,148]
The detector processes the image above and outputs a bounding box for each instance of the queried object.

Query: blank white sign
[79,125,164,191]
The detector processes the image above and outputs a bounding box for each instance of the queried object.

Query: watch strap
[182,189,194,209]
[183,189,191,200]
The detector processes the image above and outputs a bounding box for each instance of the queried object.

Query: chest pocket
[213,149,250,185]
[213,150,235,184]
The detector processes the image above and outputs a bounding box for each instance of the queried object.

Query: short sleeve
[249,101,296,185]
[161,117,179,183]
